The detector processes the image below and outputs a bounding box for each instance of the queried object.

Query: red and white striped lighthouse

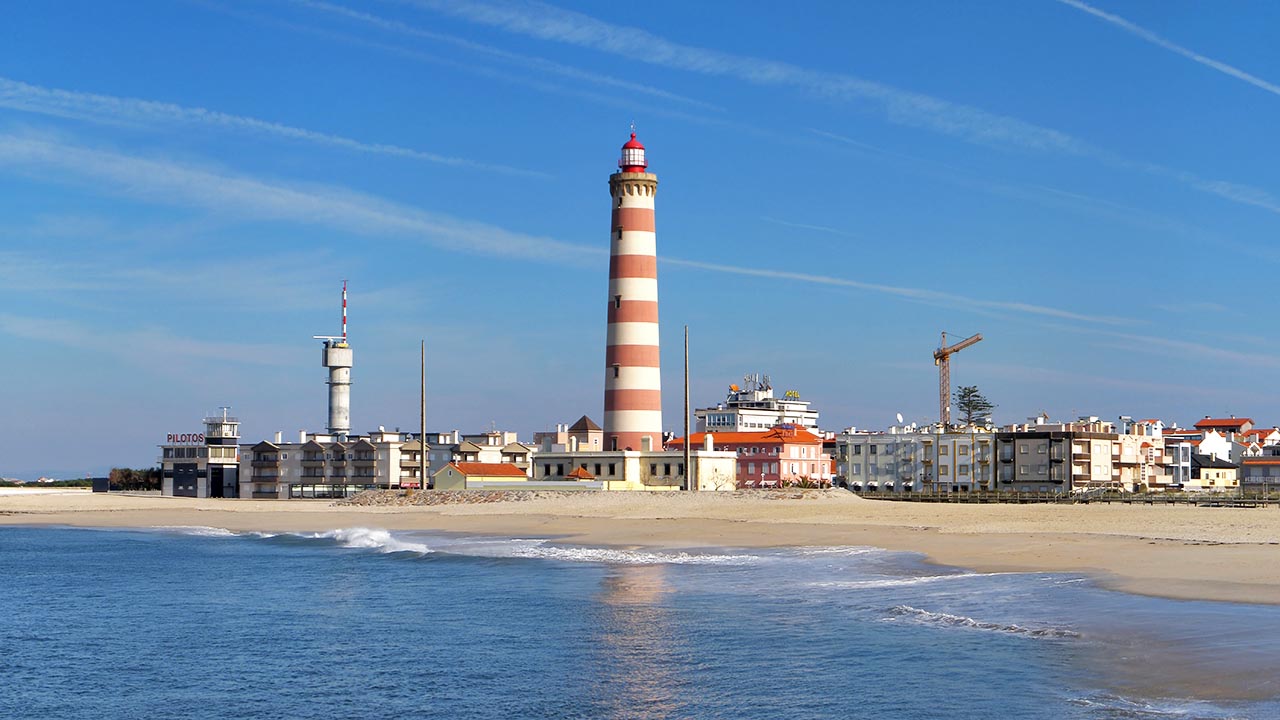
[604,132,662,452]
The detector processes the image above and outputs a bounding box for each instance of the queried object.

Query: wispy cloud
[761,216,862,240]
[660,257,1123,325]
[288,0,720,111]
[406,0,1085,154]
[0,132,591,263]
[0,132,1129,330]
[0,312,297,367]
[416,1,1280,223]
[1055,0,1280,98]
[0,76,548,178]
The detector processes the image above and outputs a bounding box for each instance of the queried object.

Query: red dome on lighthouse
[619,132,647,173]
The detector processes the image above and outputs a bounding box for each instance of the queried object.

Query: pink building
[670,426,832,488]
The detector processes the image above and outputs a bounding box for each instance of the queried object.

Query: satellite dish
[896,412,904,424]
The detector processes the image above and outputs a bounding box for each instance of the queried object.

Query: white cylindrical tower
[323,341,352,436]
[316,282,353,438]
[604,132,662,452]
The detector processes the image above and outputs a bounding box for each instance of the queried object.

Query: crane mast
[933,331,982,427]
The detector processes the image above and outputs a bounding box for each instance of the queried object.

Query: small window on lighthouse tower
[612,364,620,378]
[614,295,621,308]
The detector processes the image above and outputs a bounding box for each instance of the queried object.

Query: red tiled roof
[452,462,527,478]
[1194,417,1254,429]
[1242,457,1280,466]
[566,466,595,479]
[668,426,823,447]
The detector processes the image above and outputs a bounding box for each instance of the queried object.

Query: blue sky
[2,0,1278,478]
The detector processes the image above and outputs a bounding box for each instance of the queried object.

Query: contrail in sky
[0,76,550,179]
[1054,0,1280,98]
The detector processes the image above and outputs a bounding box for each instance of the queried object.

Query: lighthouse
[604,132,662,452]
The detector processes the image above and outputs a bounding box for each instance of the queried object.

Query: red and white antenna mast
[342,280,348,342]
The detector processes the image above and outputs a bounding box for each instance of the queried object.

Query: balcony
[301,457,324,467]
[251,460,279,468]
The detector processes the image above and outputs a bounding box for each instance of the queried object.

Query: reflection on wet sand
[591,563,686,719]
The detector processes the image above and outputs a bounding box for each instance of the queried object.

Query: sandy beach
[3,488,1279,605]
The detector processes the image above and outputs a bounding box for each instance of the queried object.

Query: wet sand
[3,488,1279,605]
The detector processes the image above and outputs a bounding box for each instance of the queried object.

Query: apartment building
[836,426,995,493]
[670,425,832,488]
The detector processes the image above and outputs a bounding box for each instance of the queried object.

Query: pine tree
[954,386,996,426]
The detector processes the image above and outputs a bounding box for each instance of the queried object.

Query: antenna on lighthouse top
[342,280,348,342]
[630,120,635,134]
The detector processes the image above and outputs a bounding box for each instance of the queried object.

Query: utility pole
[684,325,692,491]
[420,339,427,491]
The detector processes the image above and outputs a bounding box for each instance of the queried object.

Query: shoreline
[4,490,1280,605]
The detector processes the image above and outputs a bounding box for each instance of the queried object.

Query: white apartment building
[695,374,821,434]
[836,425,995,493]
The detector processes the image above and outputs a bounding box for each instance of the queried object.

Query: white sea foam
[1067,692,1240,718]
[156,525,238,538]
[811,572,1012,589]
[887,604,1080,639]
[499,542,761,566]
[790,546,882,557]
[307,528,433,555]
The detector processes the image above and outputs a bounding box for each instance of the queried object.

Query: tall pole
[420,339,427,491]
[684,325,692,491]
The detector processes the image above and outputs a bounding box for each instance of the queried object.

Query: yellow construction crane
[933,331,982,427]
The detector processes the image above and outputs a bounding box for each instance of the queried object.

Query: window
[1019,465,1029,474]
[854,446,862,456]
[959,446,969,456]
[616,227,623,239]
[543,464,551,476]
[663,463,671,476]
[556,464,564,476]
[608,463,616,476]
[677,463,684,476]
[649,463,658,475]
[1037,465,1047,476]
[940,446,949,456]
[1037,446,1046,454]
[870,446,877,455]
[613,364,620,378]
[614,295,621,309]
[594,464,602,476]
[958,464,969,475]
[1020,444,1029,454]
[939,466,949,476]
[852,463,861,475]
[748,462,756,475]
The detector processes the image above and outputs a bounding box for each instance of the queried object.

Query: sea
[3,526,1279,720]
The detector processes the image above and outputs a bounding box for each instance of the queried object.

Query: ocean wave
[812,572,1010,589]
[155,525,238,538]
[303,528,433,555]
[789,546,883,557]
[887,604,1080,639]
[500,543,761,566]
[1068,692,1245,719]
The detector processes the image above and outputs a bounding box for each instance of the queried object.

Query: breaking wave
[887,605,1080,639]
[303,528,433,555]
[498,542,762,566]
[812,572,1011,589]
[156,525,238,538]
